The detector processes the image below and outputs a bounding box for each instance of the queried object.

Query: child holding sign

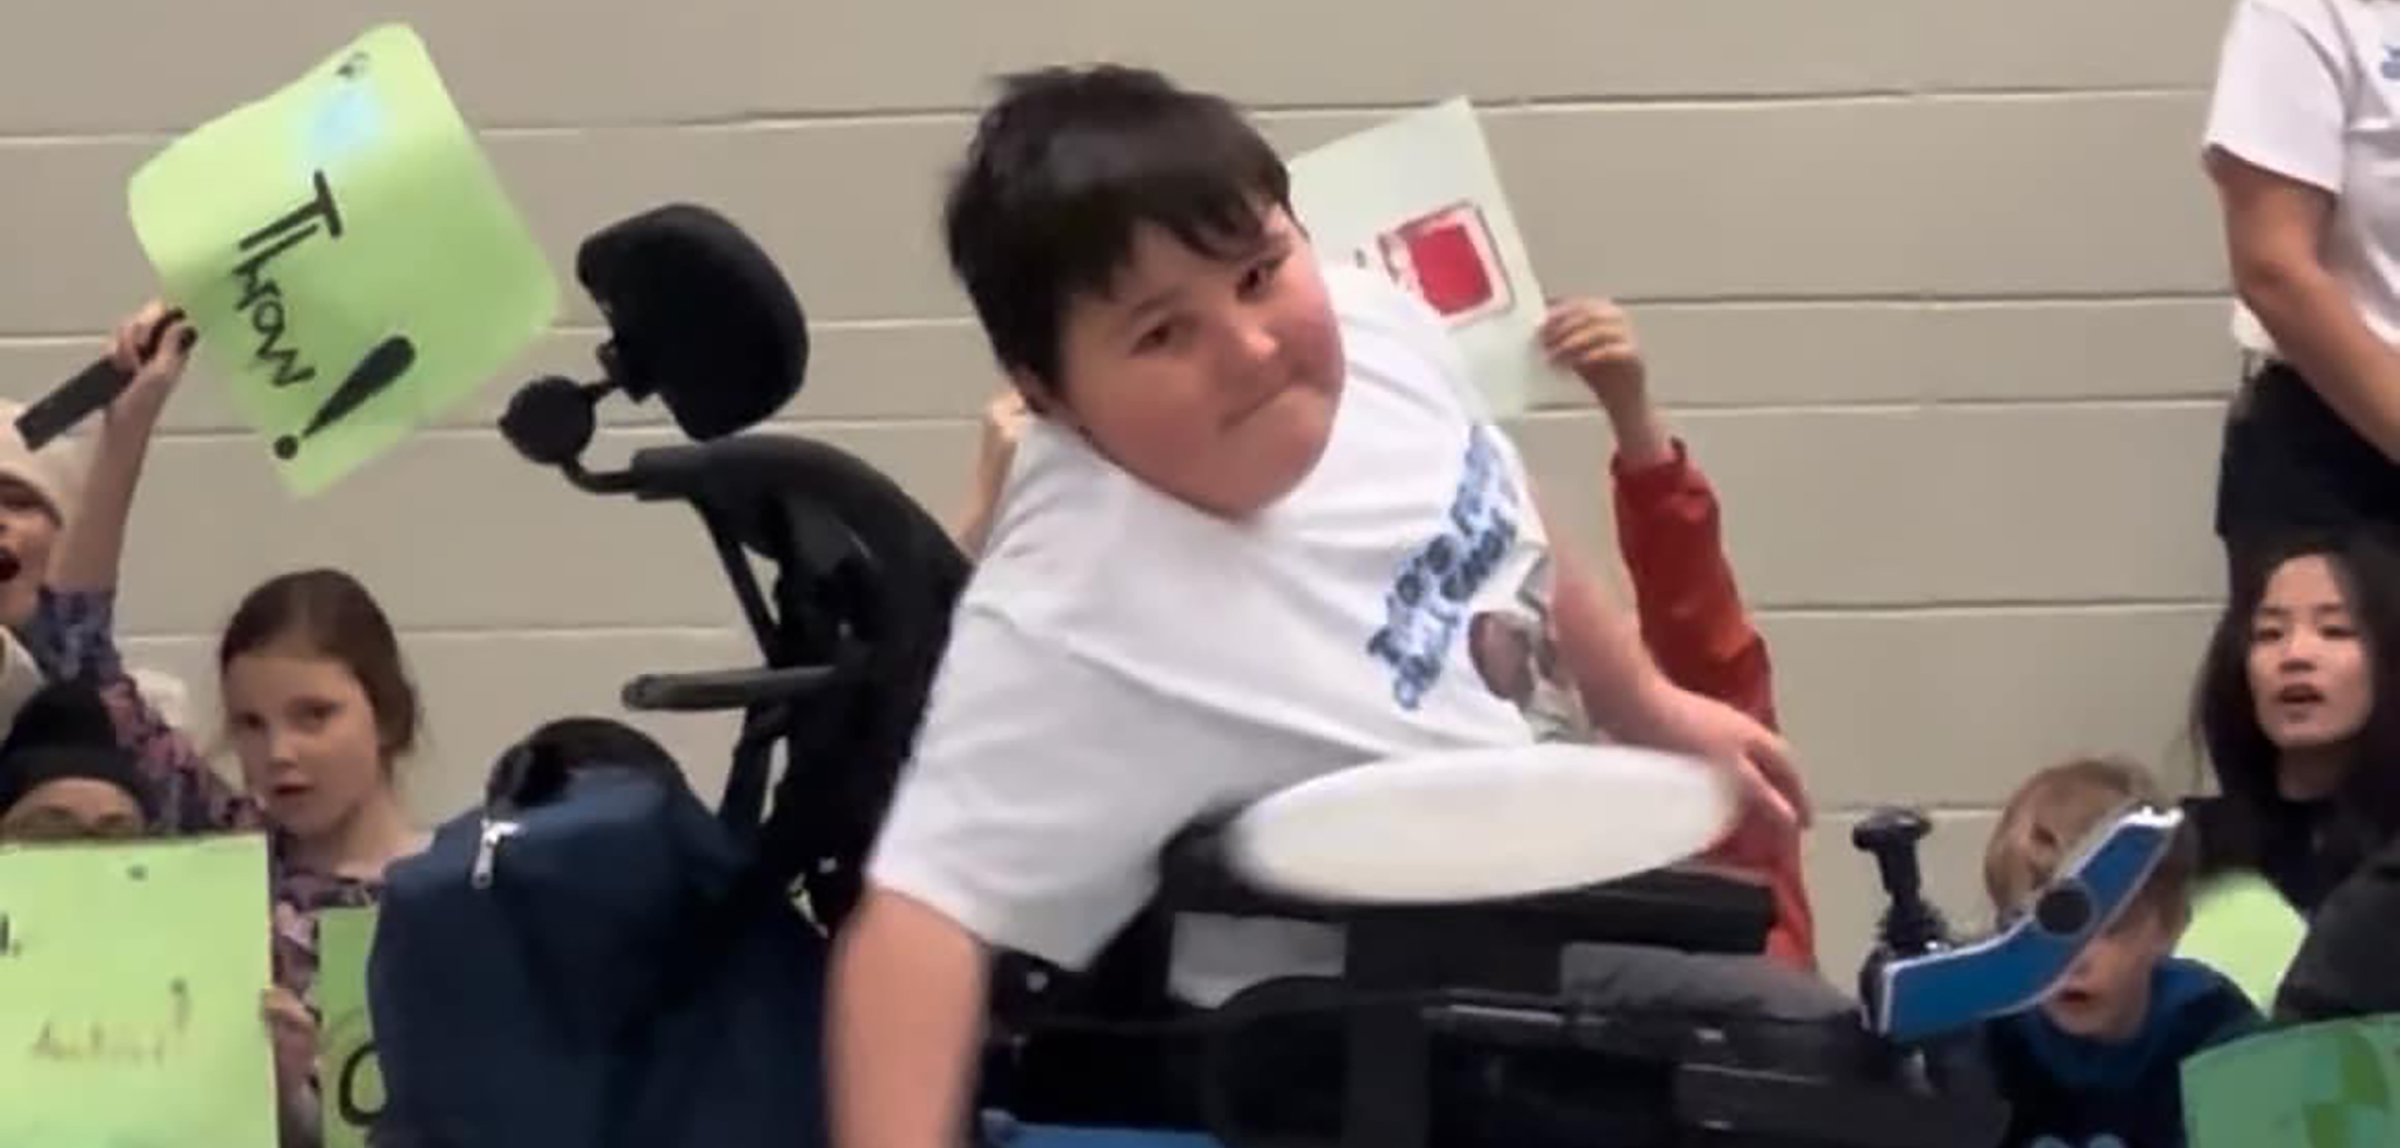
[21,305,427,1146]
[19,303,251,834]
[221,568,429,1147]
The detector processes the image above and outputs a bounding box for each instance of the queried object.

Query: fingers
[260,987,319,1078]
[1542,320,1637,373]
[1540,303,1633,351]
[1540,297,1630,339]
[1546,324,1632,363]
[108,315,144,373]
[143,316,197,379]
[984,391,1030,441]
[261,987,306,1024]
[108,302,189,375]
[1743,734,1814,830]
[1737,760,1801,833]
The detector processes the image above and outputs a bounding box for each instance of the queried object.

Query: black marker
[16,310,189,451]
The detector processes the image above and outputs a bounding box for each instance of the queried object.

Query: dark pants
[2216,361,2400,578]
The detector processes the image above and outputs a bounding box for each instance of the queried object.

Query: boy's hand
[1650,686,1812,832]
[1542,298,1671,467]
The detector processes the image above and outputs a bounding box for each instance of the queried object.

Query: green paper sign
[0,834,276,1147]
[317,907,384,1148]
[127,23,558,496]
[2178,872,2306,1012]
[2186,1017,2400,1147]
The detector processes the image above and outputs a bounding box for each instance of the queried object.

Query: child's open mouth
[0,549,25,584]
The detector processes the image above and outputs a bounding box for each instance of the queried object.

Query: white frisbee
[1219,743,1741,905]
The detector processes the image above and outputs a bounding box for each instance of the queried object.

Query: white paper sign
[1288,99,1564,417]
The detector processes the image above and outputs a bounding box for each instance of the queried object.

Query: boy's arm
[829,889,990,1148]
[831,610,1224,1147]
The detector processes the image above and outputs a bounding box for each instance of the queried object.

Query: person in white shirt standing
[2204,0,2400,571]
[827,64,1831,1148]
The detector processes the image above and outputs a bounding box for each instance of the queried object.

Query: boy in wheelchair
[828,64,1843,1148]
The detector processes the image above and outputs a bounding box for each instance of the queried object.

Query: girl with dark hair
[2192,529,2400,908]
[218,567,430,1147]
[2191,527,2400,1019]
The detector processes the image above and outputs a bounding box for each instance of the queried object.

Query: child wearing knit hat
[0,678,153,841]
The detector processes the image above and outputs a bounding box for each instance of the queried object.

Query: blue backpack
[368,717,830,1148]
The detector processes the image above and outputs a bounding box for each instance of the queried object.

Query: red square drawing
[1375,201,1513,327]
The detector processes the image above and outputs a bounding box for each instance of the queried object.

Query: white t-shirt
[868,266,1585,1004]
[2204,0,2400,354]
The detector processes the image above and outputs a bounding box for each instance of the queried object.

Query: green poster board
[0,834,276,1147]
[127,23,557,496]
[317,906,383,1148]
[2177,872,2306,1012]
[2185,1016,2400,1147]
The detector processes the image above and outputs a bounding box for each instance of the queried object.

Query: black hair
[2192,527,2400,908]
[942,64,1292,393]
[0,680,153,821]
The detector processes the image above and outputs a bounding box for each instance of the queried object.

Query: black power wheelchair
[438,204,2181,1148]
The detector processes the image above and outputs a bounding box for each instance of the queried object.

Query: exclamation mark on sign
[275,335,416,460]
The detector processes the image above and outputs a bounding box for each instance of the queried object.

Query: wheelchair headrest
[575,204,808,441]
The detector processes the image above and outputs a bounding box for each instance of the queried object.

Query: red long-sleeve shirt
[1613,440,1817,971]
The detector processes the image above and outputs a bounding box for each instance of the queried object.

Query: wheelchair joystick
[1849,808,2007,1132]
[1852,807,1948,1036]
[1853,807,1948,958]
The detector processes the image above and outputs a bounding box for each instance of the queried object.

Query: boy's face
[1032,205,1344,518]
[2041,901,2181,1042]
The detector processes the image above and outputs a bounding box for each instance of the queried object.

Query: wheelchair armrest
[1160,819,1773,956]
[621,664,839,712]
